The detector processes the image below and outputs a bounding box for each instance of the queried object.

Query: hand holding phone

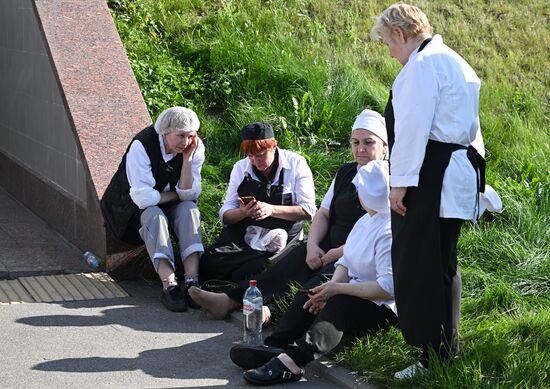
[240,196,256,205]
[298,288,314,294]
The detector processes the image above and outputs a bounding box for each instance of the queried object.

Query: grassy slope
[109,0,549,387]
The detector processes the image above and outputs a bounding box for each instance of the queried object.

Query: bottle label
[243,300,255,316]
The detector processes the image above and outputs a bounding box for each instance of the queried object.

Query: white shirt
[219,148,316,221]
[335,212,396,314]
[390,35,484,220]
[126,134,205,209]
[320,177,336,211]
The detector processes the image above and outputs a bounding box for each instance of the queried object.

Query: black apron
[323,162,366,251]
[385,38,485,348]
[199,160,304,284]
[218,167,303,247]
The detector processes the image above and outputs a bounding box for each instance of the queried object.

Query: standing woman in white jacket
[371,3,486,378]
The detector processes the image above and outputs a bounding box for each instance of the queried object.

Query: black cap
[240,122,274,140]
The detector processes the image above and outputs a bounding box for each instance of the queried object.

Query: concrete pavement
[0,280,340,388]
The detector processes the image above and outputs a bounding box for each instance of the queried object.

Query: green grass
[108,0,549,386]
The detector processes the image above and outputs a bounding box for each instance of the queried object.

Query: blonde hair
[370,3,432,41]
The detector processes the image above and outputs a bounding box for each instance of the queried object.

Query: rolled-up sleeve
[219,161,246,221]
[176,138,205,201]
[334,255,349,269]
[126,140,161,209]
[292,155,316,218]
[374,230,394,297]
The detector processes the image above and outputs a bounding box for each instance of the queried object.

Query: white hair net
[154,107,200,135]
[352,109,388,144]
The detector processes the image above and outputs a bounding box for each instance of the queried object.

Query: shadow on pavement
[31,335,239,384]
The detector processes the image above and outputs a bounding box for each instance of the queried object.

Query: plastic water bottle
[83,251,103,270]
[243,280,263,346]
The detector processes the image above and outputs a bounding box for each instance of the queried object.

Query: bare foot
[188,286,239,319]
[262,305,271,325]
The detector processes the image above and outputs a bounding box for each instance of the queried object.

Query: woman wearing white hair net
[229,160,398,386]
[101,106,205,312]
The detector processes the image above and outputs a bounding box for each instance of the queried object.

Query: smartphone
[298,288,313,294]
[240,196,256,205]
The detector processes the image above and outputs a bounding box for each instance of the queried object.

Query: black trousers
[265,292,398,367]
[224,241,335,302]
[420,217,463,364]
[199,246,272,285]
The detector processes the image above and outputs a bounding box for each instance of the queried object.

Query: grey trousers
[139,201,203,271]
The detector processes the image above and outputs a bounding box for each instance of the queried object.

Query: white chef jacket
[390,35,484,220]
[219,147,316,221]
[126,134,205,209]
[334,212,396,314]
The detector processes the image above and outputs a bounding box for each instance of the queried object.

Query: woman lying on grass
[229,160,398,386]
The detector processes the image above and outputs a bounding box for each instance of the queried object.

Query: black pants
[224,242,335,302]
[265,293,398,367]
[420,217,463,364]
[199,246,272,285]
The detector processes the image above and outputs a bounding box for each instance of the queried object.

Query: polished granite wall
[0,0,151,262]
[0,0,87,203]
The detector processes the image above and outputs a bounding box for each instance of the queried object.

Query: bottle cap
[249,280,257,286]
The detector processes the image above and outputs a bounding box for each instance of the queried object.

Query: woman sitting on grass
[198,122,316,285]
[190,109,388,321]
[230,160,397,386]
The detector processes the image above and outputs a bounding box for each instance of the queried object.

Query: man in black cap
[196,121,316,289]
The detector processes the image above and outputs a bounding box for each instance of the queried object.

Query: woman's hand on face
[251,201,274,221]
[182,134,197,162]
[390,187,408,216]
[305,244,325,270]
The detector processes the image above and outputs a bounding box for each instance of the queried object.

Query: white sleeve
[334,254,348,269]
[126,140,161,209]
[471,125,485,158]
[176,137,205,201]
[291,155,316,218]
[390,59,438,188]
[374,229,394,297]
[319,178,335,211]
[219,161,246,221]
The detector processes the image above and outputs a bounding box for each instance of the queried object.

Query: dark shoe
[243,357,302,386]
[230,344,285,370]
[183,280,201,310]
[160,285,188,312]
